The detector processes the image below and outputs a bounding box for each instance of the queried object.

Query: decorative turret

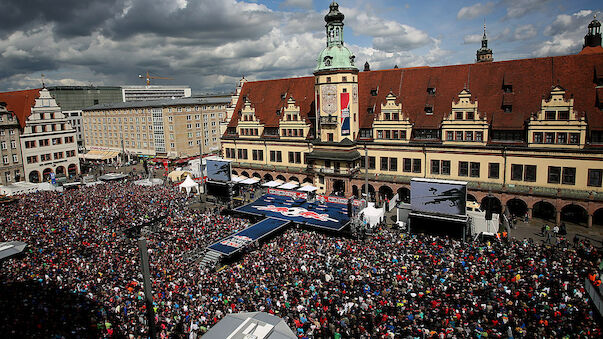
[315,2,357,73]
[476,22,493,63]
[584,14,602,48]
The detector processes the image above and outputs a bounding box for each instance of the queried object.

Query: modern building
[121,85,191,102]
[221,3,603,227]
[0,103,24,185]
[82,96,228,159]
[0,88,79,183]
[47,86,124,150]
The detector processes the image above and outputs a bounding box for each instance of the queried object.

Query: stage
[234,194,350,231]
[206,194,351,257]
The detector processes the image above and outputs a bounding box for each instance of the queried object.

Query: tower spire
[583,13,602,49]
[476,19,493,63]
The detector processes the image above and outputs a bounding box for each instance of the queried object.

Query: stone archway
[264,173,273,181]
[593,208,603,227]
[352,185,359,198]
[276,174,286,181]
[240,171,250,178]
[561,204,588,225]
[55,166,65,177]
[378,185,394,200]
[289,176,299,183]
[481,195,502,215]
[232,170,238,175]
[42,168,53,182]
[532,201,556,221]
[361,184,375,201]
[506,198,528,217]
[397,187,410,204]
[333,179,345,196]
[303,177,313,184]
[29,170,40,183]
[252,172,261,178]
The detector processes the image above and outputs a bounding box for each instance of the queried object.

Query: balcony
[319,115,338,125]
[316,166,360,176]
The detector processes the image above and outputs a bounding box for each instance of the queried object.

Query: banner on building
[340,92,350,135]
[268,188,308,199]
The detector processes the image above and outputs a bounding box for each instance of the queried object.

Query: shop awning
[298,185,317,192]
[240,177,260,185]
[231,175,245,183]
[81,150,120,160]
[278,182,299,190]
[262,180,282,188]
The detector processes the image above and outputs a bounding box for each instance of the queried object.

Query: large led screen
[206,159,231,182]
[410,179,467,216]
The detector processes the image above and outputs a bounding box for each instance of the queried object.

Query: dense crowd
[1,182,602,338]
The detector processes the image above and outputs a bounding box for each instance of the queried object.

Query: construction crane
[138,71,173,86]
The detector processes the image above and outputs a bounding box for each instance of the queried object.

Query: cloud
[513,24,536,40]
[503,0,551,20]
[280,0,313,10]
[346,8,431,51]
[457,2,495,20]
[463,34,482,44]
[534,9,593,57]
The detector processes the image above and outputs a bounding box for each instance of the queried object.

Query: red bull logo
[254,205,337,222]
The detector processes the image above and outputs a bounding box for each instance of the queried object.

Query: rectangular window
[470,162,480,178]
[412,159,421,173]
[389,157,397,171]
[547,166,561,184]
[465,131,473,141]
[545,111,556,120]
[455,111,463,120]
[289,152,295,164]
[458,161,469,177]
[446,131,454,141]
[441,160,451,175]
[511,164,523,181]
[466,111,474,120]
[524,165,537,182]
[488,163,500,179]
[545,132,555,144]
[431,160,440,174]
[368,156,376,169]
[569,133,580,144]
[475,131,483,142]
[562,167,576,185]
[557,132,567,144]
[455,131,463,141]
[588,169,602,187]
[403,158,412,172]
[533,132,543,143]
[558,111,569,120]
[380,157,388,171]
[295,152,301,164]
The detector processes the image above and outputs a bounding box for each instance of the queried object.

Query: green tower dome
[315,2,357,73]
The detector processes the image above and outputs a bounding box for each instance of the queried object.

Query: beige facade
[0,104,24,184]
[82,97,227,158]
[20,89,79,182]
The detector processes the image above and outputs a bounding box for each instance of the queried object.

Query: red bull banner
[268,188,308,199]
[340,92,350,135]
[316,194,363,206]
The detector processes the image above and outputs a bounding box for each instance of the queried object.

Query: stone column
[556,210,561,225]
[527,207,532,220]
[588,214,593,228]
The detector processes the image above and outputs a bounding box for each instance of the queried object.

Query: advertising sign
[206,159,232,182]
[340,92,350,135]
[268,188,308,199]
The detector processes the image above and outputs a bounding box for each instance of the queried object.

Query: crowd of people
[1,182,602,338]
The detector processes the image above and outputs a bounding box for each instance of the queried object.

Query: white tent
[134,178,163,186]
[278,181,299,190]
[240,177,260,185]
[298,184,318,192]
[262,180,282,188]
[231,175,245,183]
[359,202,384,228]
[0,182,39,196]
[179,175,199,194]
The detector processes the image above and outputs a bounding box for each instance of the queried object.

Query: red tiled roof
[228,51,603,133]
[228,77,315,128]
[0,89,41,129]
[579,46,603,55]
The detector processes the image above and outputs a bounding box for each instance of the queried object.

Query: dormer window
[503,105,512,113]
[455,111,463,120]
[424,106,433,114]
[323,56,333,67]
[370,89,377,96]
[503,85,513,93]
[349,55,355,65]
[281,94,286,100]
[276,109,280,116]
[427,87,436,95]
[558,111,569,120]
[367,107,374,114]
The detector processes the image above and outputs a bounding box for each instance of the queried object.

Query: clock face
[321,85,337,115]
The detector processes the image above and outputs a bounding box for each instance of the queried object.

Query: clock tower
[314,1,359,143]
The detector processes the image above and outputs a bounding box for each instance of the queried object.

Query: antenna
[41,73,46,88]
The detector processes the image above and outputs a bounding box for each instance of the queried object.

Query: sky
[0,0,600,94]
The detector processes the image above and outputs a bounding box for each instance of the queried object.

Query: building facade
[121,85,192,102]
[0,103,24,185]
[222,4,603,227]
[82,97,227,158]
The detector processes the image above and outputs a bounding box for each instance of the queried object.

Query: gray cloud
[457,2,495,20]
[534,9,595,57]
[280,0,313,10]
[502,0,551,20]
